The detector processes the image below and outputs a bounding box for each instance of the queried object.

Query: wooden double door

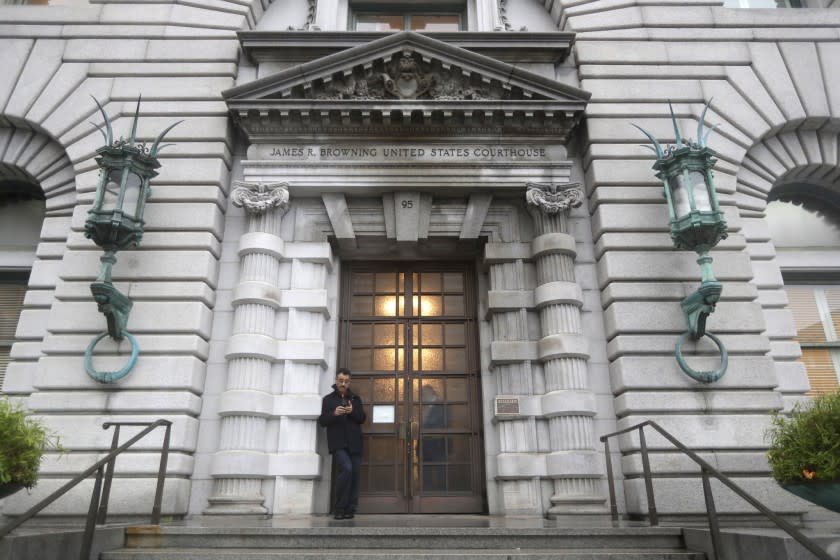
[340,262,485,513]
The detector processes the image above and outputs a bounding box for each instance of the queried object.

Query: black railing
[0,419,172,560]
[600,420,832,560]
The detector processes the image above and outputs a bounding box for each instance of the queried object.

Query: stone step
[102,547,707,560]
[121,527,691,552]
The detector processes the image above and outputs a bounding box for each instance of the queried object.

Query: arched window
[768,185,840,395]
[0,179,45,393]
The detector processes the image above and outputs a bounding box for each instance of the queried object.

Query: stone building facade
[0,0,838,521]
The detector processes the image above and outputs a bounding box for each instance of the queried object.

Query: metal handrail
[0,419,172,560]
[600,420,832,560]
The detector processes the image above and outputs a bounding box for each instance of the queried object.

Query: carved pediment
[224,31,590,140]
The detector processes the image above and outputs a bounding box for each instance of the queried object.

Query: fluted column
[486,252,544,515]
[270,256,330,514]
[526,182,605,515]
[206,181,290,514]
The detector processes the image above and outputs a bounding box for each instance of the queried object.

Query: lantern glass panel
[690,171,712,212]
[122,172,143,219]
[102,169,122,213]
[668,174,691,219]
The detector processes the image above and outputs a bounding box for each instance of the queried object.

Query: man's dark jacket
[319,385,366,454]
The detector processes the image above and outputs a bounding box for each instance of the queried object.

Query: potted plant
[0,398,60,499]
[766,389,840,513]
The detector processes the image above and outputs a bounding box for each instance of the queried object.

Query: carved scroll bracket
[525,182,584,215]
[231,180,291,215]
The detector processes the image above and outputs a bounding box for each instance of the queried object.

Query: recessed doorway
[339,262,485,513]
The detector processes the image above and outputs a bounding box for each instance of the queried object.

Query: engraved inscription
[262,144,550,162]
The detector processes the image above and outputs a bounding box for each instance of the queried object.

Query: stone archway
[0,125,77,218]
[0,124,77,395]
[735,121,840,402]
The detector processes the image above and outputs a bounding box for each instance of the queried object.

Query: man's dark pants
[334,448,361,514]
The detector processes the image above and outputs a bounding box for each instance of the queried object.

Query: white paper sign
[372,405,395,423]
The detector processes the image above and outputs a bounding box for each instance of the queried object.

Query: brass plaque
[495,397,520,415]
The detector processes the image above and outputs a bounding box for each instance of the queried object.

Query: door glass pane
[374,324,397,346]
[420,323,442,345]
[447,464,471,491]
[422,465,446,492]
[420,272,441,293]
[447,404,469,429]
[352,378,371,401]
[445,348,466,372]
[375,295,398,317]
[422,436,446,462]
[376,273,397,293]
[421,348,442,371]
[353,273,373,293]
[444,323,465,345]
[352,296,373,315]
[351,324,373,346]
[448,435,470,462]
[446,378,467,401]
[350,349,372,371]
[443,273,463,293]
[419,295,442,316]
[422,404,446,429]
[420,379,444,401]
[444,295,464,316]
[373,377,396,401]
[374,348,397,371]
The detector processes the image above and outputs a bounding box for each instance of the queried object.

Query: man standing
[319,367,366,519]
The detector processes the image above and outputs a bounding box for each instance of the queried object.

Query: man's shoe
[334,511,345,520]
[344,512,355,519]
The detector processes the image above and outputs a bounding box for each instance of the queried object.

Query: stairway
[101,523,706,559]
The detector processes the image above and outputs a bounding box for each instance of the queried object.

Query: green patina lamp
[634,101,729,383]
[83,97,180,383]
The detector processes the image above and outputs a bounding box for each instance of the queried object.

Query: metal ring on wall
[84,330,140,384]
[675,330,728,384]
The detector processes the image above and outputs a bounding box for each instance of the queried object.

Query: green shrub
[766,389,840,483]
[0,399,58,489]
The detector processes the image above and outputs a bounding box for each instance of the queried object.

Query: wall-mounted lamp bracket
[681,280,722,340]
[633,99,729,383]
[90,281,133,341]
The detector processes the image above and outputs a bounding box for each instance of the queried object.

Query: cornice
[237,30,576,65]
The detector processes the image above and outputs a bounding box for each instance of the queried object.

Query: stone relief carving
[313,52,510,101]
[287,0,320,30]
[526,182,584,214]
[231,181,291,214]
[497,0,513,31]
[383,54,433,99]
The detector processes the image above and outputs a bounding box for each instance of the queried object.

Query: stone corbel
[525,182,583,215]
[231,180,290,215]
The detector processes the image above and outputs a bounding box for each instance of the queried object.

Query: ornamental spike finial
[631,123,664,159]
[91,96,113,146]
[668,100,682,148]
[697,98,713,148]
[129,95,141,146]
[149,120,183,157]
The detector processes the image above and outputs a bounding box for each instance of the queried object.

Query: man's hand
[345,402,353,414]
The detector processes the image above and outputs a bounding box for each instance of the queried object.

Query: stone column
[485,246,544,515]
[526,182,604,516]
[271,253,332,514]
[206,181,290,514]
